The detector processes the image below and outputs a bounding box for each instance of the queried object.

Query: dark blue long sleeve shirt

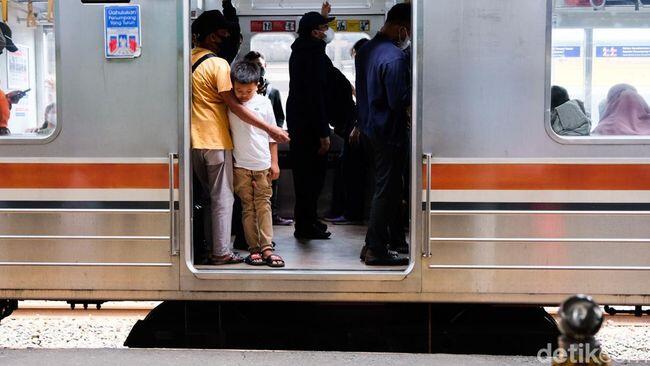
[355,33,411,146]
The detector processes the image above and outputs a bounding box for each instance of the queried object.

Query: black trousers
[365,137,406,252]
[290,139,328,232]
[341,134,367,221]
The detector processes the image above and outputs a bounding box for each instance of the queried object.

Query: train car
[1,0,650,315]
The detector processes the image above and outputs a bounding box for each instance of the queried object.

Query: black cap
[0,22,18,53]
[298,11,335,34]
[192,10,237,42]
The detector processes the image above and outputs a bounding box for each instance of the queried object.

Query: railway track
[2,302,650,360]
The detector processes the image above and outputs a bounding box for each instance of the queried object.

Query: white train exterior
[1,0,649,306]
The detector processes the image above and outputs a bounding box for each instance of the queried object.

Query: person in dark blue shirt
[355,3,411,266]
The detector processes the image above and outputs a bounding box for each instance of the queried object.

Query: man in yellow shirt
[191,10,289,265]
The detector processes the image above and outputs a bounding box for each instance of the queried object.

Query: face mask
[258,67,269,94]
[323,27,335,44]
[397,27,411,51]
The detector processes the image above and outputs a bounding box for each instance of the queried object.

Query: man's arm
[321,1,331,17]
[384,57,411,113]
[220,91,290,143]
[270,89,285,127]
[222,0,238,22]
[315,59,332,155]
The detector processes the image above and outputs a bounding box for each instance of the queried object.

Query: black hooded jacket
[286,36,333,140]
[218,0,241,64]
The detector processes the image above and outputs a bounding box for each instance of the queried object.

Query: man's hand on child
[269,126,290,143]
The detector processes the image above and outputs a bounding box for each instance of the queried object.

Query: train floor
[0,349,588,366]
[196,224,410,271]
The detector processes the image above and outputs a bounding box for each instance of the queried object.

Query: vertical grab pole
[423,153,432,258]
[169,153,179,256]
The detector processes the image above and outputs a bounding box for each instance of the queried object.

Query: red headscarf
[593,84,650,136]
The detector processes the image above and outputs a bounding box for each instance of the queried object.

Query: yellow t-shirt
[191,48,233,150]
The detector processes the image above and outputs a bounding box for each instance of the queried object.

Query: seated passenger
[550,85,591,136]
[595,85,636,127]
[228,61,285,268]
[26,103,56,135]
[39,103,57,135]
[593,84,650,136]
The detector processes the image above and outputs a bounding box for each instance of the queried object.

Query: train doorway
[181,0,419,281]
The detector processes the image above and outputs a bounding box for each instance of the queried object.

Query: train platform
[0,349,648,366]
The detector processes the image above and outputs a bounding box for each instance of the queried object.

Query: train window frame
[546,0,650,145]
[0,0,60,145]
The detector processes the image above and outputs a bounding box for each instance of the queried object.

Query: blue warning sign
[104,5,142,59]
[553,46,581,58]
[596,46,650,58]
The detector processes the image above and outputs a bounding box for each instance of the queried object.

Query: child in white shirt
[228,61,284,268]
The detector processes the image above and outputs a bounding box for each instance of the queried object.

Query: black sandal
[263,253,285,268]
[208,252,244,265]
[244,253,265,266]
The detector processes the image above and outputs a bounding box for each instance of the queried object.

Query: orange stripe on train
[426,164,650,190]
[0,163,179,189]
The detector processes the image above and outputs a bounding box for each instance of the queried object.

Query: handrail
[169,153,179,256]
[428,210,650,216]
[423,153,432,257]
[0,261,173,267]
[430,237,650,244]
[429,264,650,271]
[0,235,168,240]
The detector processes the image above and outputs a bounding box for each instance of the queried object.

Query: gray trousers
[192,149,234,257]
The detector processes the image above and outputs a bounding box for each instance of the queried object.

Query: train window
[326,32,370,84]
[556,0,650,8]
[250,32,295,124]
[0,0,57,142]
[250,0,373,10]
[550,1,650,139]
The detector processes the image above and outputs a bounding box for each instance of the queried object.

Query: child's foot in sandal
[244,253,265,266]
[262,249,285,268]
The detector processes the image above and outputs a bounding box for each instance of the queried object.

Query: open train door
[180,0,424,299]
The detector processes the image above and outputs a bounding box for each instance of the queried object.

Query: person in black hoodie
[286,3,336,240]
[190,1,241,63]
[219,0,242,63]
